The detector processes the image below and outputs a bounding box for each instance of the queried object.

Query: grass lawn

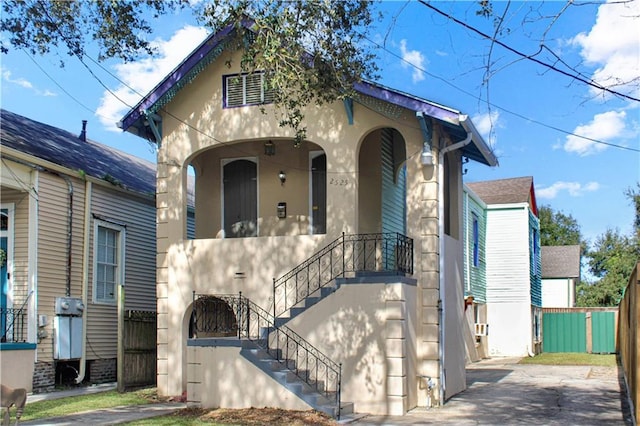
[518,352,617,367]
[17,387,157,422]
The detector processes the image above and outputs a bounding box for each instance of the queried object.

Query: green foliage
[202,0,380,143]
[578,185,640,307]
[538,205,586,252]
[0,0,185,62]
[1,0,380,144]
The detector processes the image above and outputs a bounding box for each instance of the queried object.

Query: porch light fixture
[421,143,434,166]
[264,140,275,156]
[278,170,286,185]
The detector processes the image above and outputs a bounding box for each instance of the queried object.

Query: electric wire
[20,2,640,164]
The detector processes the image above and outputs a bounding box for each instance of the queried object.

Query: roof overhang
[119,21,498,168]
[354,81,498,167]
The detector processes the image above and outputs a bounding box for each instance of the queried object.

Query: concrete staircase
[240,339,353,418]
[274,285,338,328]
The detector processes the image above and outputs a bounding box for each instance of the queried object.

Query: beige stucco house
[120,21,497,417]
[0,109,157,392]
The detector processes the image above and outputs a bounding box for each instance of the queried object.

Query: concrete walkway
[21,383,186,426]
[18,357,633,425]
[355,357,634,425]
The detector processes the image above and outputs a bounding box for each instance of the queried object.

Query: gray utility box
[54,297,84,360]
[54,316,83,360]
[55,297,85,317]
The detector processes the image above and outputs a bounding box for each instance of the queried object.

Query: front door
[0,206,12,338]
[223,159,258,238]
[310,153,326,234]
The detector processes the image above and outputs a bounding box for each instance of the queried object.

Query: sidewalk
[22,383,186,426]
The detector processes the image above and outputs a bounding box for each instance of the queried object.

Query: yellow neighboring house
[119,20,497,418]
[1,110,158,392]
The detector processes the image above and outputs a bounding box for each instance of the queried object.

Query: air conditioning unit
[475,323,489,336]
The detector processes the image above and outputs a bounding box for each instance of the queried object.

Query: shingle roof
[1,109,155,195]
[541,245,581,278]
[466,177,534,205]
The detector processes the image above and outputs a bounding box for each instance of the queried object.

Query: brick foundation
[89,358,116,384]
[32,361,55,393]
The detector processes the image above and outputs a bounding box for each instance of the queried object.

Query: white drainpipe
[437,115,473,403]
[75,181,92,384]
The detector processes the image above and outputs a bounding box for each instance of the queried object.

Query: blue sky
[1,1,639,247]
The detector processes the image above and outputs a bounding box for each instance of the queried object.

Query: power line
[418,0,640,103]
[360,35,640,153]
[23,3,640,156]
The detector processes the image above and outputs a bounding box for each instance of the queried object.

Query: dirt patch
[173,407,337,425]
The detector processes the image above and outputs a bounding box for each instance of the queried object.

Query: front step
[240,341,350,418]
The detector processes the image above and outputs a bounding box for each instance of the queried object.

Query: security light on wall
[278,171,286,185]
[421,144,434,166]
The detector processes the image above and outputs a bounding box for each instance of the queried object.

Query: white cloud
[536,181,601,199]
[96,25,209,131]
[2,68,58,97]
[563,110,627,156]
[399,39,426,83]
[570,0,640,99]
[472,111,501,147]
[2,69,33,89]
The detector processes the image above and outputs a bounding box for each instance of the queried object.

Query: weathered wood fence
[619,261,639,423]
[122,310,156,389]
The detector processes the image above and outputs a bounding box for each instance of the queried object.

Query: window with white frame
[224,72,274,108]
[93,221,125,304]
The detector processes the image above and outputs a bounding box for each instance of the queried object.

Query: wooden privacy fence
[618,262,639,423]
[122,310,157,389]
[542,307,618,354]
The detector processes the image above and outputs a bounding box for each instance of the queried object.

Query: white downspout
[438,115,473,404]
[75,181,92,384]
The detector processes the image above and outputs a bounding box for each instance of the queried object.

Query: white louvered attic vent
[225,73,274,108]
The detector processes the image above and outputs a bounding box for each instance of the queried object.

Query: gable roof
[118,21,497,167]
[1,109,156,196]
[466,176,537,214]
[541,245,581,279]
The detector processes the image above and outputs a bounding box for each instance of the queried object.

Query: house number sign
[329,178,349,186]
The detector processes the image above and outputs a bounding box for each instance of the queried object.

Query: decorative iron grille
[191,293,342,417]
[273,232,413,318]
[1,307,27,343]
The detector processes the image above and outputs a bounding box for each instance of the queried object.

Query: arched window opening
[189,296,238,338]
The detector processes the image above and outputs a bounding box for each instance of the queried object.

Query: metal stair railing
[272,232,413,318]
[191,293,342,418]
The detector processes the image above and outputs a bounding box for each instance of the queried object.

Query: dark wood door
[223,159,257,238]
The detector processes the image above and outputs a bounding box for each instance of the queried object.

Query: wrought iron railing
[273,232,413,318]
[1,307,27,343]
[191,293,342,417]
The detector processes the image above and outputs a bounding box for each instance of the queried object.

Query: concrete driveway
[354,357,633,425]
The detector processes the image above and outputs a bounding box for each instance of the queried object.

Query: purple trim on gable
[354,81,461,125]
[120,21,245,131]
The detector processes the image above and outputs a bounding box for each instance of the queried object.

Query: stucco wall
[0,347,35,391]
[269,278,417,415]
[153,46,447,401]
[187,344,312,411]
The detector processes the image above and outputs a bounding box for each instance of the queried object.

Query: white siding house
[541,245,581,308]
[466,177,542,357]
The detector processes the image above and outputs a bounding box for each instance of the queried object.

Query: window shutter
[226,76,244,107]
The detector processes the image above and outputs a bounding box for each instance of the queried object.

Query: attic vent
[224,73,274,108]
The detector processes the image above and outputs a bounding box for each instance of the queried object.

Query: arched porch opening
[186,140,326,239]
[357,128,407,235]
